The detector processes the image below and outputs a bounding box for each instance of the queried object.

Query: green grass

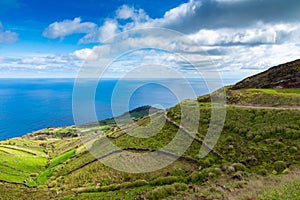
[1,101,300,199]
[62,185,153,200]
[198,88,300,106]
[247,88,300,95]
[0,152,47,186]
[36,169,54,185]
[258,180,300,200]
[0,146,36,156]
[49,148,76,168]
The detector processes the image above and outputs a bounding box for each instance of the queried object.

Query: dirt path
[163,113,224,160]
[229,104,300,110]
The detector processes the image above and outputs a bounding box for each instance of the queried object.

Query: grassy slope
[0,91,300,199]
[198,88,300,107]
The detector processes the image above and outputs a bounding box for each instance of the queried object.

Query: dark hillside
[232,59,300,89]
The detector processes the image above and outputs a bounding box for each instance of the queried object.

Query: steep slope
[232,59,300,89]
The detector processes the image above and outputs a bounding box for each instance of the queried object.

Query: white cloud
[116,5,135,20]
[116,5,150,24]
[188,23,298,46]
[0,22,18,43]
[43,17,96,39]
[79,5,150,44]
[79,19,119,43]
[98,19,119,42]
[72,48,93,60]
[146,0,201,31]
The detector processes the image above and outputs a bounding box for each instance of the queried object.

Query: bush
[246,132,254,140]
[163,185,176,195]
[150,176,179,186]
[30,173,39,177]
[253,135,263,142]
[213,168,222,175]
[132,179,148,187]
[289,146,298,153]
[232,163,247,171]
[226,166,235,174]
[258,168,268,176]
[48,180,57,188]
[146,183,186,200]
[120,180,148,189]
[273,161,287,173]
[146,187,168,200]
[99,184,120,192]
[173,183,188,191]
[225,136,234,143]
[119,182,132,189]
[273,141,286,149]
[190,171,207,183]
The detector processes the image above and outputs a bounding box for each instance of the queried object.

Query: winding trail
[229,104,300,110]
[162,113,224,160]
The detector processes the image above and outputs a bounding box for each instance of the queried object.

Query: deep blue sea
[0,78,238,140]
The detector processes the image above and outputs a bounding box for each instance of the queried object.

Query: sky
[1,0,300,79]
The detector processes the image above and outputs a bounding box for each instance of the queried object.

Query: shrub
[228,145,234,150]
[120,182,132,189]
[30,173,39,177]
[120,180,148,189]
[253,135,263,142]
[190,171,207,183]
[146,183,187,200]
[232,171,244,180]
[213,168,222,175]
[172,168,187,177]
[173,183,188,191]
[273,141,286,149]
[225,136,234,143]
[232,163,247,171]
[258,168,268,176]
[132,179,148,187]
[146,187,169,200]
[246,132,254,140]
[226,166,235,174]
[150,176,179,186]
[289,146,298,153]
[163,185,176,195]
[99,184,120,192]
[48,180,57,188]
[273,161,287,173]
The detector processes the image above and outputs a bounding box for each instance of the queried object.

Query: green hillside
[2,59,300,200]
[0,96,300,199]
[198,87,300,107]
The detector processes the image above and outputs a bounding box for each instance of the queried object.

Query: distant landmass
[232,59,300,89]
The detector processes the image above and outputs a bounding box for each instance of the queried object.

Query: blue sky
[1,0,300,78]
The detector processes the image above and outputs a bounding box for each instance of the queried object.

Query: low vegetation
[0,88,300,199]
[198,88,300,106]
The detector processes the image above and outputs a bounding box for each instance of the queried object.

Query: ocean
[0,78,237,140]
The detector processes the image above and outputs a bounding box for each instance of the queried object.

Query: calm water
[0,78,237,140]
